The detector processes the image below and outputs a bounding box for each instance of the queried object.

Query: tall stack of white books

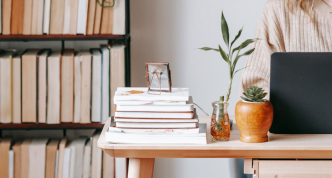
[106,87,207,144]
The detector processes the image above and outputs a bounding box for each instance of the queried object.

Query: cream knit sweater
[240,0,332,99]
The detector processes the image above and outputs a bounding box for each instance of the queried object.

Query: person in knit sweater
[239,0,332,99]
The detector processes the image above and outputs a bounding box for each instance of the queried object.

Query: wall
[130,0,267,177]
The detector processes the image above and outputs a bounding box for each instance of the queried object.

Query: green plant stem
[225,45,242,102]
[219,96,224,121]
[218,96,225,131]
[226,46,233,102]
[226,78,233,102]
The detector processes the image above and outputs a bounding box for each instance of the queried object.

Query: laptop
[269,52,332,134]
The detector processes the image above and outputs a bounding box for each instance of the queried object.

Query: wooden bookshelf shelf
[0,34,126,41]
[0,123,104,130]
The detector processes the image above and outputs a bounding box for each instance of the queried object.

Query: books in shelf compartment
[0,131,124,178]
[0,44,125,124]
[0,0,126,35]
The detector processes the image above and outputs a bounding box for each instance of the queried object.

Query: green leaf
[221,12,230,48]
[232,48,255,73]
[241,96,251,101]
[230,26,243,48]
[256,99,266,102]
[261,93,268,98]
[199,47,219,52]
[232,38,260,55]
[242,48,256,55]
[234,66,249,75]
[218,45,231,65]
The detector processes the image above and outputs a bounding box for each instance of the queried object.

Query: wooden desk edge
[98,118,115,155]
[97,118,332,159]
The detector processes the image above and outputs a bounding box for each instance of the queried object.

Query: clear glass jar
[210,101,230,141]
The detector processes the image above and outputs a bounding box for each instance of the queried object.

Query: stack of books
[0,132,127,178]
[0,45,125,124]
[106,87,207,144]
[0,0,125,35]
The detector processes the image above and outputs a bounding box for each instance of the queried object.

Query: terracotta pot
[235,100,273,143]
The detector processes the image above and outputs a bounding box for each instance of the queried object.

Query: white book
[61,50,75,123]
[115,112,194,119]
[43,0,51,34]
[116,96,193,112]
[80,51,92,123]
[37,0,44,34]
[82,140,91,178]
[47,52,61,124]
[31,0,44,34]
[8,150,14,178]
[115,158,126,178]
[112,0,126,35]
[12,54,21,123]
[73,53,81,123]
[91,50,102,122]
[57,138,68,178]
[76,0,88,34]
[114,88,189,101]
[114,118,199,123]
[91,133,102,178]
[63,0,71,34]
[29,139,49,178]
[116,122,197,129]
[116,105,194,112]
[110,45,125,116]
[38,50,50,123]
[109,126,200,134]
[0,52,15,123]
[103,153,114,178]
[114,100,187,106]
[62,145,71,178]
[101,45,110,123]
[68,143,75,178]
[69,138,86,178]
[55,150,59,178]
[106,123,207,144]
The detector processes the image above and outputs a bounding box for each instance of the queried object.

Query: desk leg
[128,158,155,178]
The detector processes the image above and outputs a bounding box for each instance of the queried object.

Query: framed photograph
[145,63,172,93]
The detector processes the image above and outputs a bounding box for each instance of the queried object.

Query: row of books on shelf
[105,87,207,144]
[0,132,127,178]
[0,45,125,124]
[0,0,125,35]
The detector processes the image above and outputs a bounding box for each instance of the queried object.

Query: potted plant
[235,86,273,143]
[200,12,260,141]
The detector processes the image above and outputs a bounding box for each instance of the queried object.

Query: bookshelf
[0,34,125,41]
[0,123,104,130]
[0,0,131,135]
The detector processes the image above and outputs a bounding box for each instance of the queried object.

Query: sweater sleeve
[238,1,285,100]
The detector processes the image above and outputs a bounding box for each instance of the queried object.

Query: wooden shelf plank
[0,123,104,130]
[0,34,125,41]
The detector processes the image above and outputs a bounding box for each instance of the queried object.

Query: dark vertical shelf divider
[0,0,131,131]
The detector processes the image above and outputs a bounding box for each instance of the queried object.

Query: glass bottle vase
[210,101,230,141]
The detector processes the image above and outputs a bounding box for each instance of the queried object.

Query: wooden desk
[98,116,332,178]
